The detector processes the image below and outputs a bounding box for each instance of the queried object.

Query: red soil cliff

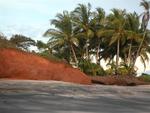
[0,48,91,84]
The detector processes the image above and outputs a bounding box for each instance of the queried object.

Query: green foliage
[105,67,130,76]
[105,68,114,75]
[42,2,150,76]
[0,1,149,77]
[44,11,79,65]
[78,59,105,76]
[0,34,16,48]
[139,73,150,82]
[37,50,62,62]
[0,34,36,51]
[106,61,137,76]
[118,67,129,76]
[36,40,49,50]
[10,34,36,51]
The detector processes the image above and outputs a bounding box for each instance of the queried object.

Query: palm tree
[130,0,150,74]
[140,0,150,31]
[90,7,106,64]
[121,12,141,67]
[71,3,94,60]
[98,9,127,75]
[44,11,79,65]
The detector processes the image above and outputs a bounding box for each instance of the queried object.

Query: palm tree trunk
[70,44,78,66]
[86,46,89,60]
[96,42,100,65]
[85,40,89,60]
[48,48,52,54]
[115,39,120,75]
[129,31,146,75]
[127,40,132,67]
[127,41,133,76]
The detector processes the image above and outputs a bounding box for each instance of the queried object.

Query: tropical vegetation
[0,0,150,76]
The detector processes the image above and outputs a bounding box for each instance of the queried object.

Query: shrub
[118,67,129,76]
[105,68,114,75]
[105,67,134,76]
[78,59,105,76]
[105,61,137,76]
[139,73,150,82]
[37,50,62,62]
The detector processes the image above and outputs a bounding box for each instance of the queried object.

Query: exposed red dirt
[0,48,91,85]
[91,76,148,86]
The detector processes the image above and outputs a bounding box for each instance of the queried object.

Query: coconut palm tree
[71,3,94,60]
[97,9,127,75]
[44,11,79,65]
[121,12,141,67]
[140,0,150,31]
[90,7,106,64]
[130,0,150,74]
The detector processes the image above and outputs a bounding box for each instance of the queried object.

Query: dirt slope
[91,76,148,86]
[0,48,91,84]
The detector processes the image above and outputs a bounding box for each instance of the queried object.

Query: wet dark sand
[0,80,150,113]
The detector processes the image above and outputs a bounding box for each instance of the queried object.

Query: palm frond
[43,29,63,37]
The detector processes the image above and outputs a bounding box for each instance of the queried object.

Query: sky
[0,0,142,40]
[0,0,149,74]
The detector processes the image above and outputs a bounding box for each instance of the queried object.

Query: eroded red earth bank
[0,49,91,85]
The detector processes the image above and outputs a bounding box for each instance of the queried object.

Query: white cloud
[0,23,49,42]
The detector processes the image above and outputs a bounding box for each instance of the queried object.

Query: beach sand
[0,79,150,113]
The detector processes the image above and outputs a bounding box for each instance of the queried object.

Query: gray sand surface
[0,79,150,113]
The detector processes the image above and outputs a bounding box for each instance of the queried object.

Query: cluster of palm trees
[0,0,149,76]
[44,0,150,76]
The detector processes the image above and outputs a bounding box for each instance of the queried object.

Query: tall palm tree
[98,9,127,75]
[44,11,79,65]
[130,0,150,74]
[140,0,150,31]
[90,7,106,64]
[122,12,141,67]
[71,3,94,60]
